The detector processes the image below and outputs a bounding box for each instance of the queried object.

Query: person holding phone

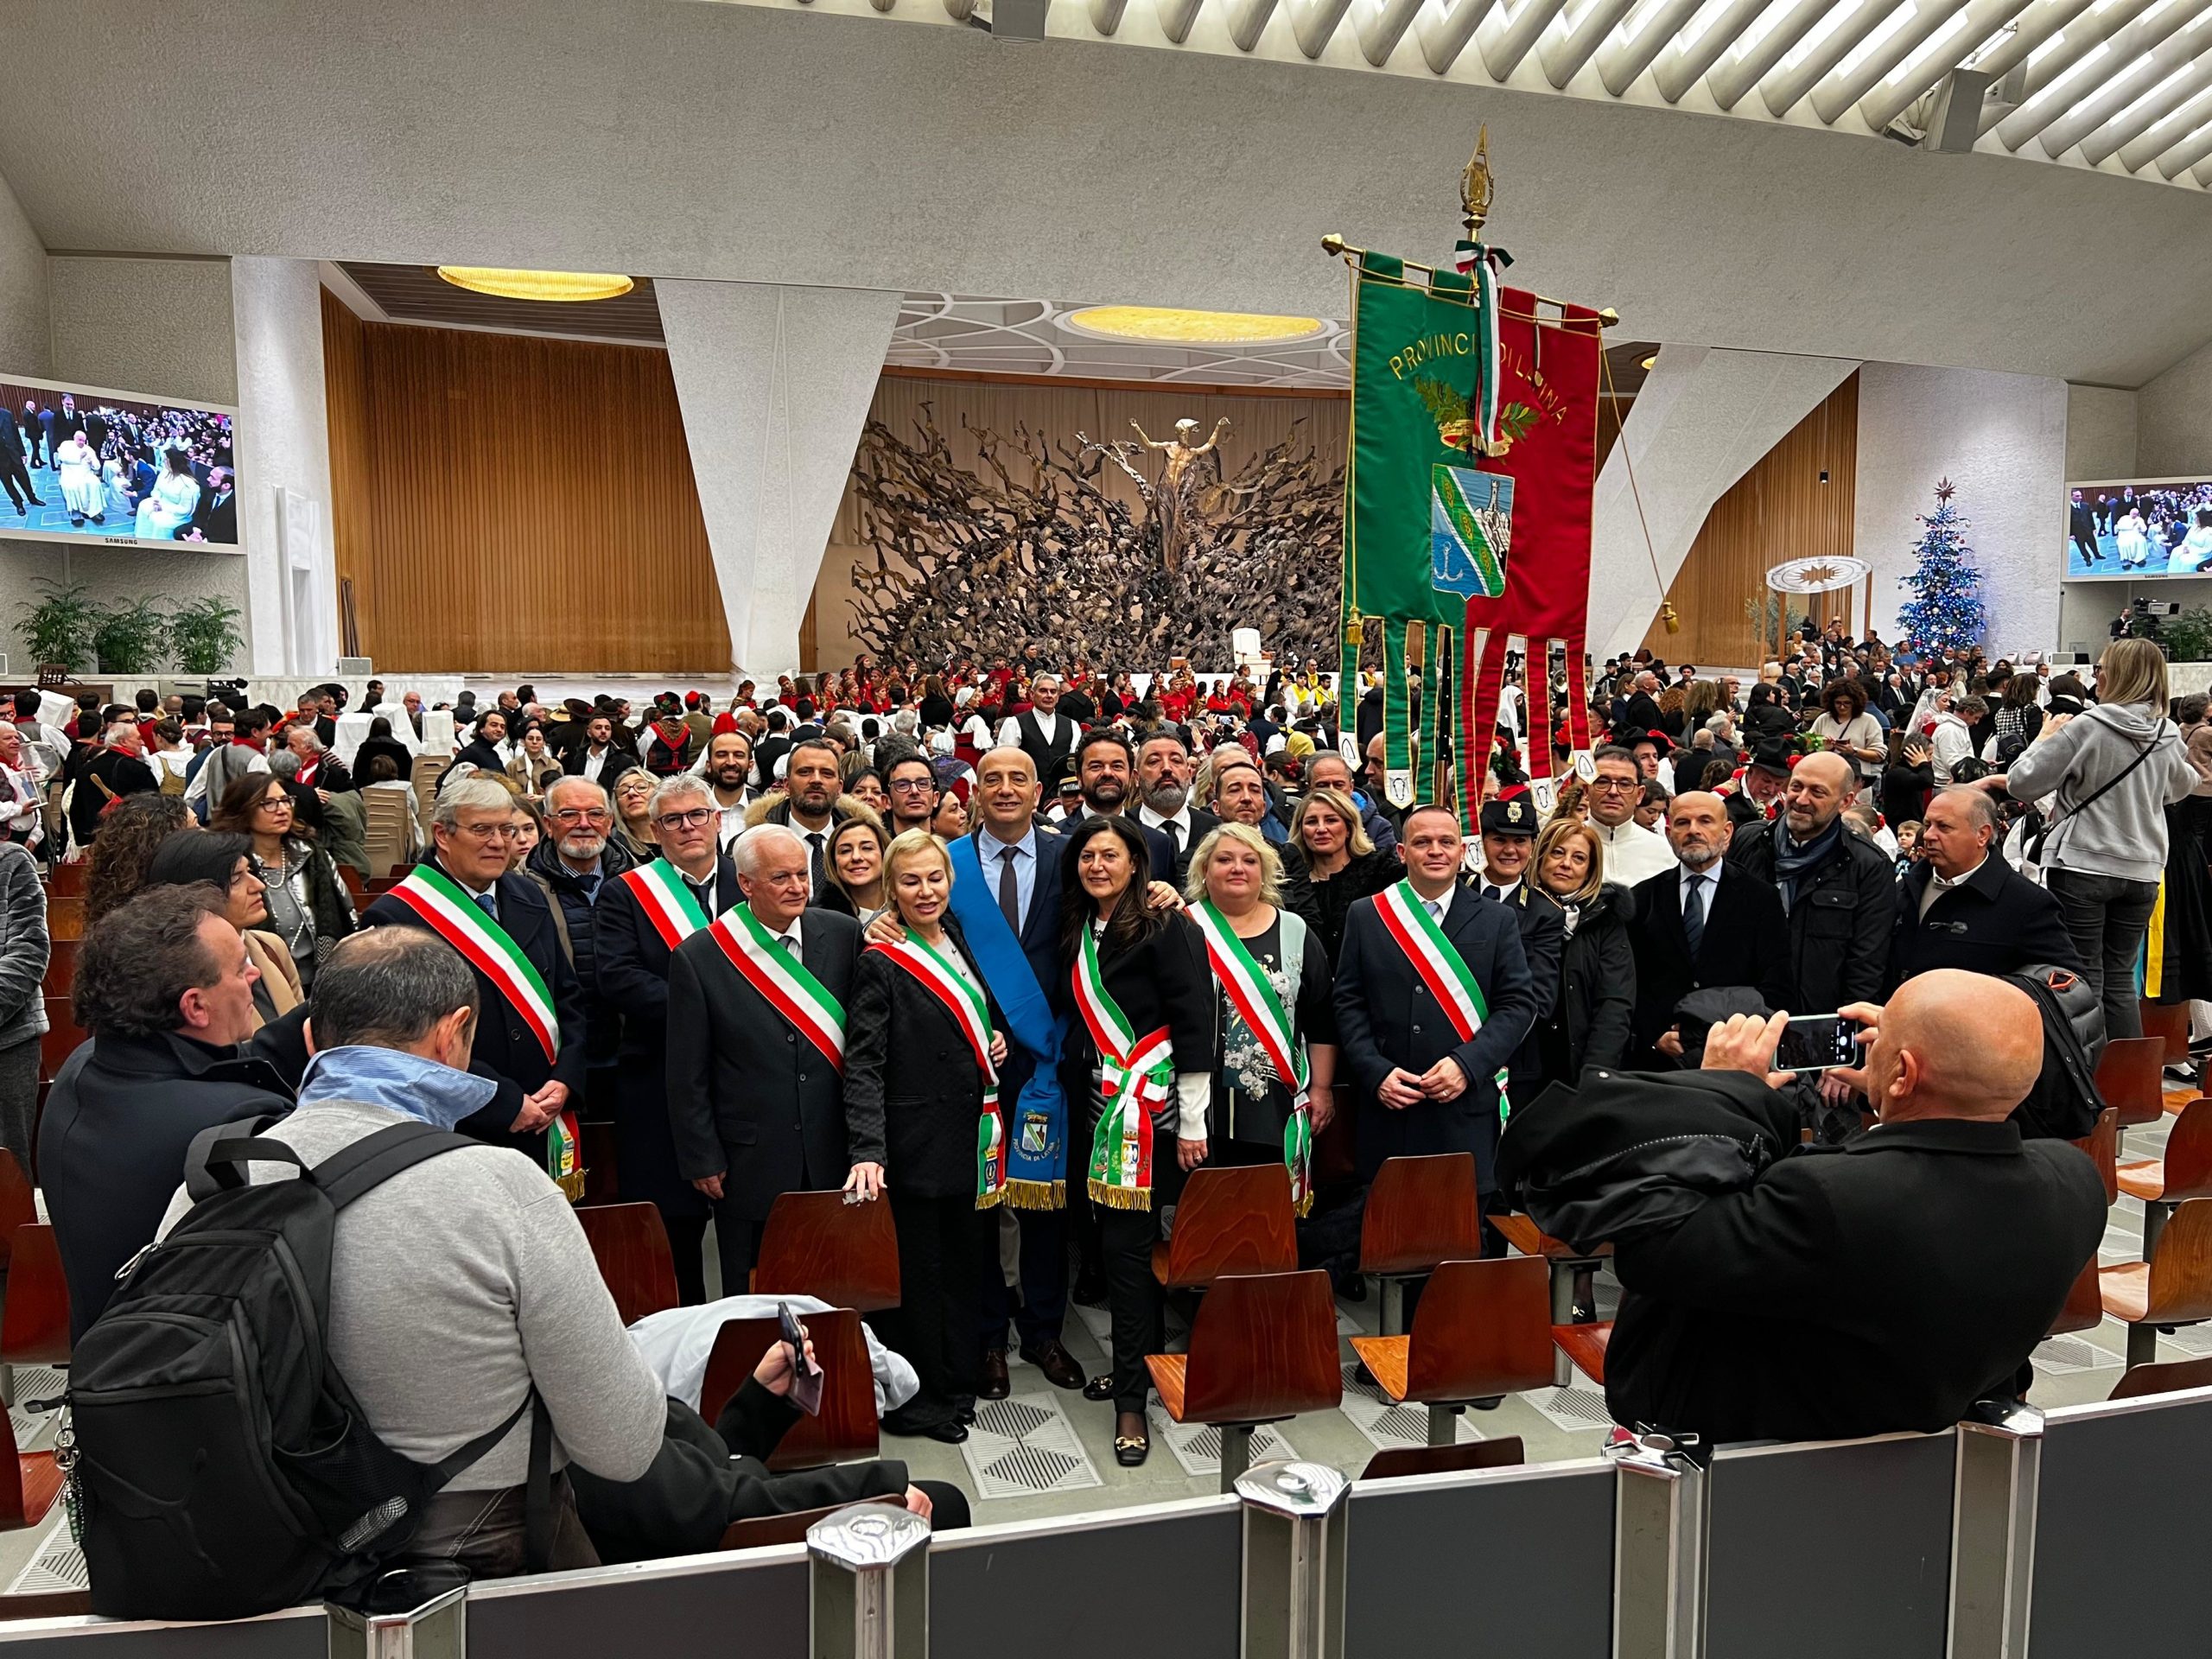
[842,830,1008,1446]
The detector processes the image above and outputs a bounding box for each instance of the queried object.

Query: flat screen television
[0,374,238,550]
[2064,475,2212,582]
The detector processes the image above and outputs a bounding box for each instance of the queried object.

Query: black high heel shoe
[1114,1410,1149,1467]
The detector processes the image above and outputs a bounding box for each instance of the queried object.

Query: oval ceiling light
[1065,305,1327,345]
[435,266,635,302]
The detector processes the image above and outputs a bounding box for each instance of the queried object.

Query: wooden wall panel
[1640,372,1859,667]
[321,304,728,673]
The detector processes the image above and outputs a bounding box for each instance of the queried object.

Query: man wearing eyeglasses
[1586,745,1678,887]
[593,776,738,1304]
[362,777,586,1166]
[882,753,939,839]
[524,776,638,1117]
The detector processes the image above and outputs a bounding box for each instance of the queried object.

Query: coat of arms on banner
[1431,466,1511,600]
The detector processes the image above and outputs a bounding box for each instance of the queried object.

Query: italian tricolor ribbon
[545,1108,585,1202]
[869,933,1005,1209]
[388,864,560,1062]
[620,859,712,949]
[1372,880,1512,1124]
[708,905,845,1071]
[1186,901,1313,1217]
[1073,929,1173,1211]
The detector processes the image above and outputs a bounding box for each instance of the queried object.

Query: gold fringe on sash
[976,1185,1007,1212]
[1087,1180,1153,1212]
[556,1168,588,1204]
[1004,1178,1066,1212]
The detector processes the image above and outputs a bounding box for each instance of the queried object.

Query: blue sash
[949,832,1069,1209]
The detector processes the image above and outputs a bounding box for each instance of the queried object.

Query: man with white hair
[594,775,739,1304]
[666,822,863,1294]
[67,720,158,850]
[998,674,1077,791]
[361,777,587,1173]
[283,720,350,792]
[0,722,43,851]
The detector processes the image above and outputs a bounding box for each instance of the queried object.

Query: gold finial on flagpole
[1461,125,1494,243]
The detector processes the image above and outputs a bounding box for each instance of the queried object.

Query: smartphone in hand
[779,1300,824,1417]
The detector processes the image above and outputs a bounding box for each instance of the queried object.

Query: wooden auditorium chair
[1552,1320,1613,1388]
[1488,1211,1611,1380]
[45,864,86,899]
[1152,1163,1296,1294]
[2116,1096,2212,1261]
[42,897,83,942]
[0,1154,34,1275]
[2107,1355,2212,1402]
[1349,1257,1555,1444]
[1358,1153,1482,1335]
[718,1494,901,1552]
[751,1190,900,1312]
[0,1405,61,1534]
[1359,1438,1525,1481]
[2099,1198,2212,1369]
[38,939,73,1000]
[2139,998,2193,1070]
[576,1202,680,1325]
[2096,1036,2168,1148]
[698,1309,878,1471]
[0,1224,73,1382]
[2071,1106,2119,1206]
[1147,1270,1342,1492]
[2048,1255,2106,1339]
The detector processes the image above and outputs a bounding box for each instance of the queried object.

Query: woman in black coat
[1526,817,1635,1089]
[1743,682,1796,742]
[842,830,1007,1445]
[1053,814,1212,1467]
[1280,787,1398,962]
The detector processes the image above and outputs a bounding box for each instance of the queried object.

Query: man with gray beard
[525,776,638,1113]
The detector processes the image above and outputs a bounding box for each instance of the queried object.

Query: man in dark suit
[2069,490,2102,565]
[1334,803,1538,1211]
[18,401,47,468]
[1891,786,2078,987]
[1134,731,1220,872]
[1604,976,2107,1442]
[68,719,159,852]
[176,467,235,543]
[944,745,1085,1395]
[0,398,41,514]
[35,403,56,468]
[666,822,862,1294]
[1627,791,1795,1061]
[360,775,586,1167]
[1071,728,1176,880]
[594,775,737,1306]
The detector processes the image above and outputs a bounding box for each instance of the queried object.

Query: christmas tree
[1896,479,1986,655]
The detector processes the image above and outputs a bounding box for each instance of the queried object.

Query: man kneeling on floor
[160,928,960,1581]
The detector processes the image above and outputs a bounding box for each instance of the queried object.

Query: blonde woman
[1181,823,1337,1198]
[1979,636,2205,1039]
[1281,786,1395,960]
[842,830,1007,1444]
[607,766,658,862]
[1526,816,1634,1088]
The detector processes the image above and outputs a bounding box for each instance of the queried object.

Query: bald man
[1626,791,1794,1062]
[1726,750,1895,1013]
[1603,974,2107,1443]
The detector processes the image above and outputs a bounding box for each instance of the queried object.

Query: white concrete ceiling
[4,0,2211,385]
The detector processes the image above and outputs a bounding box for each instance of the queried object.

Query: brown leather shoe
[978,1349,1011,1400]
[1020,1339,1085,1391]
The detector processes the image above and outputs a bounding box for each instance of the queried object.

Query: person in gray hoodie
[1980,638,2209,1039]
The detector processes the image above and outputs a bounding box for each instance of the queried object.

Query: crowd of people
[0,387,236,539]
[0,614,2202,1607]
[2069,481,2212,575]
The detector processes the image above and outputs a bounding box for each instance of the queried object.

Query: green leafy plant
[16,581,99,671]
[167,595,245,674]
[2155,604,2212,664]
[92,598,169,676]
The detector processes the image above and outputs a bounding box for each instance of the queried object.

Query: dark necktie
[806,832,826,895]
[688,876,713,916]
[1162,817,1183,856]
[1682,874,1707,958]
[998,842,1021,932]
[474,891,499,925]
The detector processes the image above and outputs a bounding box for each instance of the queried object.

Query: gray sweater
[2005,702,2203,885]
[0,843,50,1052]
[158,1098,665,1491]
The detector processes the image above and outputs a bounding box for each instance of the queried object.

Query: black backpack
[65,1118,545,1619]
[2003,963,2109,1141]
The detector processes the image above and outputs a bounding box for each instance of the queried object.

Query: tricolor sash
[1073,929,1173,1211]
[545,1107,585,1202]
[947,832,1069,1210]
[1371,880,1512,1124]
[869,933,1005,1209]
[389,865,561,1062]
[708,906,846,1071]
[621,859,712,949]
[1186,901,1313,1217]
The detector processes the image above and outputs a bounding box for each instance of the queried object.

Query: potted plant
[92,598,169,677]
[16,581,99,673]
[167,596,245,675]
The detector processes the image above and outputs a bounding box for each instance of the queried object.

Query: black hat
[1479,794,1538,838]
[1746,737,1796,779]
